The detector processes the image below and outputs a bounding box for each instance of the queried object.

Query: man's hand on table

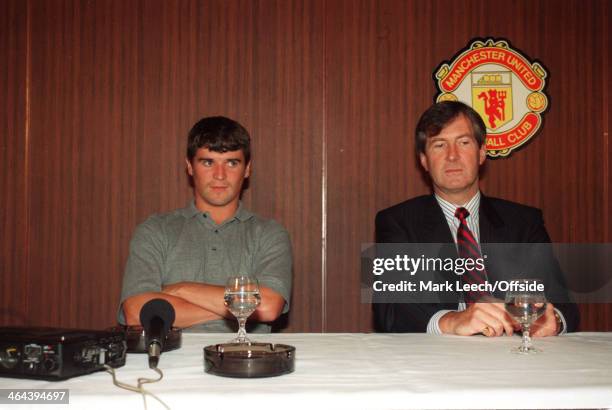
[530,303,560,337]
[439,300,520,337]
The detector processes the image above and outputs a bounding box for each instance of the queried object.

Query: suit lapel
[479,194,504,243]
[421,195,455,243]
[479,195,506,288]
[420,195,458,284]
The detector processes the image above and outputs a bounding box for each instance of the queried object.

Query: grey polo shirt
[118,201,292,333]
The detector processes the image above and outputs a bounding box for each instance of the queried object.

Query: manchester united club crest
[434,39,549,157]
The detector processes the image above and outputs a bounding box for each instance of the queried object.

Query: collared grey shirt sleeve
[253,220,293,314]
[117,216,165,323]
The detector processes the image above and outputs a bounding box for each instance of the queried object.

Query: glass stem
[237,317,248,343]
[522,323,532,350]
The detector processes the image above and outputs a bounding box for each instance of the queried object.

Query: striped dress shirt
[426,192,479,334]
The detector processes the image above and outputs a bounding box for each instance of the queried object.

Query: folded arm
[123,283,286,328]
[162,282,286,323]
[122,292,224,328]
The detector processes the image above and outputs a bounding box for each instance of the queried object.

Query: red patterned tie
[455,207,490,303]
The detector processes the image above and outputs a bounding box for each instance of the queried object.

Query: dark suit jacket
[373,194,579,333]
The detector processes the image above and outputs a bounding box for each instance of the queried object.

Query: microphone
[139,298,176,369]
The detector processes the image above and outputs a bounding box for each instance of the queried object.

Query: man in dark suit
[373,101,579,336]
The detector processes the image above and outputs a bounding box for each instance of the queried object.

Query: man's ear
[478,143,487,165]
[185,158,194,176]
[419,152,429,172]
[244,161,252,178]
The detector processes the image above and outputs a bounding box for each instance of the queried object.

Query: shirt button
[214,229,219,233]
[211,247,217,251]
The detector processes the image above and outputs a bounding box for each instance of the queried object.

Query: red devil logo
[478,89,507,129]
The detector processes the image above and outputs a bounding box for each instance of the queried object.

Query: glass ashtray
[204,342,295,378]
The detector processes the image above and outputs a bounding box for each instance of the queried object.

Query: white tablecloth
[2,332,612,409]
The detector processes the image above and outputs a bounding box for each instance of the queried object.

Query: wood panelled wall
[2,0,609,332]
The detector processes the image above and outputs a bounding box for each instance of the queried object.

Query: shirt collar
[434,191,481,220]
[182,200,253,222]
[233,202,254,222]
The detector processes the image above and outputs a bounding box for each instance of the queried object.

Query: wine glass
[224,276,261,344]
[504,279,547,354]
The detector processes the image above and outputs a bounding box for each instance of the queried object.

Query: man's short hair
[414,101,487,155]
[187,116,251,163]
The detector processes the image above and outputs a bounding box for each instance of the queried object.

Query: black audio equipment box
[0,327,126,381]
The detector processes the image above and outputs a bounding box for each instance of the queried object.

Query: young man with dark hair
[374,101,578,336]
[119,116,292,332]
